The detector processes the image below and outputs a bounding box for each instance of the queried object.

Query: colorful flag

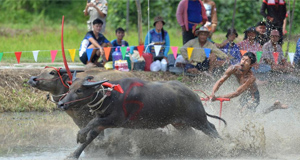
[204,48,211,58]
[104,47,111,61]
[256,51,262,63]
[240,50,247,56]
[137,45,144,57]
[0,52,3,62]
[187,47,194,60]
[50,50,58,63]
[120,46,127,60]
[273,52,279,64]
[171,46,178,59]
[154,45,162,56]
[15,51,22,64]
[32,50,39,62]
[86,48,93,61]
[288,52,295,64]
[130,46,135,54]
[68,49,76,62]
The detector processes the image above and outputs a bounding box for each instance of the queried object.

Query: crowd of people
[78,0,293,114]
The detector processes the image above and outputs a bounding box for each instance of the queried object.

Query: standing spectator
[180,26,228,74]
[176,0,208,45]
[216,28,241,66]
[84,0,108,33]
[144,16,170,61]
[111,27,129,48]
[202,0,218,38]
[237,27,262,54]
[294,37,300,67]
[260,0,286,45]
[79,19,112,66]
[260,29,293,73]
[255,21,269,46]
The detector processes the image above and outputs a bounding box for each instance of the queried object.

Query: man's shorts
[79,51,100,64]
[184,58,209,72]
[239,90,260,111]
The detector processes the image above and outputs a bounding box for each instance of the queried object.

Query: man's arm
[210,66,236,100]
[260,1,268,18]
[218,75,256,99]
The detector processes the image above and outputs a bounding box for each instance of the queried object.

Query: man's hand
[210,95,217,101]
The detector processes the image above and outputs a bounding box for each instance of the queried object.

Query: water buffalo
[28,67,134,158]
[58,76,226,159]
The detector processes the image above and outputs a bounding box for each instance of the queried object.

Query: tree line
[0,0,298,33]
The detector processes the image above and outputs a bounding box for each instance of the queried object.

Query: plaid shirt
[294,38,300,64]
[237,40,262,54]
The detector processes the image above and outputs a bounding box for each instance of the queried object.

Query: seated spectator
[260,29,293,73]
[180,26,228,74]
[79,18,112,66]
[144,16,170,62]
[293,37,300,68]
[237,27,262,54]
[215,28,241,66]
[255,21,269,46]
[111,27,129,48]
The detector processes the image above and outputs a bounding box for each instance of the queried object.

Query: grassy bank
[1,23,297,63]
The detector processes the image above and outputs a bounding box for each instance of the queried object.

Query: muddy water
[1,79,300,160]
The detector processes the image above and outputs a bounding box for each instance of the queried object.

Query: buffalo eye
[50,71,56,75]
[75,89,82,94]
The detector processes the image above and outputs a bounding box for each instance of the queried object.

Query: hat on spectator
[153,16,165,26]
[256,21,266,27]
[270,29,280,36]
[244,27,257,34]
[195,26,210,36]
[226,28,238,38]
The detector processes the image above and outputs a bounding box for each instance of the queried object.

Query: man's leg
[263,100,288,114]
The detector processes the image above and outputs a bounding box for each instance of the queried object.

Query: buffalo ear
[72,71,77,82]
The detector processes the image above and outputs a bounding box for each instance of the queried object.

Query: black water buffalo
[58,76,226,159]
[28,67,134,158]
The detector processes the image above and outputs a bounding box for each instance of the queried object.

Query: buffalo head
[57,76,109,110]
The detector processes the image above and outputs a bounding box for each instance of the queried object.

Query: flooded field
[1,75,300,160]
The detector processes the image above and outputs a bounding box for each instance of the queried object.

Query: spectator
[260,0,286,45]
[293,37,300,67]
[84,0,108,33]
[237,27,262,54]
[216,28,241,66]
[180,26,228,74]
[202,0,218,37]
[255,21,269,46]
[144,16,170,61]
[176,0,207,45]
[79,19,112,66]
[260,29,293,73]
[111,27,129,48]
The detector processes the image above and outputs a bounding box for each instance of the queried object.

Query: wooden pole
[126,0,129,34]
[231,0,237,29]
[135,0,143,45]
[285,0,296,58]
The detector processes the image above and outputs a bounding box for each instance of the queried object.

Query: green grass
[0,23,297,63]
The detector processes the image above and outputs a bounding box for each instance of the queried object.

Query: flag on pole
[0,52,3,62]
[288,52,295,64]
[256,51,262,63]
[272,52,279,64]
[240,50,247,56]
[121,46,127,60]
[137,45,144,57]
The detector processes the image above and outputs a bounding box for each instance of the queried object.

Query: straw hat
[195,26,210,36]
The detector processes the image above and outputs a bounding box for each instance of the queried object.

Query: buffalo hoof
[77,131,87,144]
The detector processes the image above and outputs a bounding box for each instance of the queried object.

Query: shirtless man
[209,52,287,114]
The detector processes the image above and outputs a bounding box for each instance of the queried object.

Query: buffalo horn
[72,71,77,82]
[60,69,84,74]
[82,79,109,87]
